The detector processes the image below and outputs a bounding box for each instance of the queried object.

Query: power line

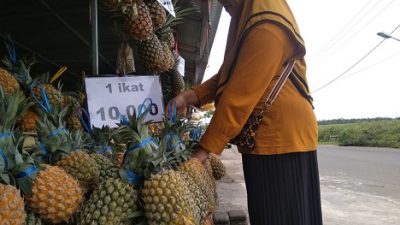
[320,0,395,59]
[313,0,375,59]
[312,24,400,93]
[341,49,400,80]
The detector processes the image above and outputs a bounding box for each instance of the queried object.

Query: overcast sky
[204,0,400,120]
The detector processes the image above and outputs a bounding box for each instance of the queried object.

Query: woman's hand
[166,90,199,117]
[194,146,209,164]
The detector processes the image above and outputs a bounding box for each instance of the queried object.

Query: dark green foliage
[318,119,400,148]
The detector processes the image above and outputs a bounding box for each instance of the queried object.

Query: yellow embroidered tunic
[192,23,317,155]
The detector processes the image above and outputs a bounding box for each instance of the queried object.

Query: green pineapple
[209,153,226,180]
[79,177,139,225]
[161,114,216,222]
[89,153,119,183]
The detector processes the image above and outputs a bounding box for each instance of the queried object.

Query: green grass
[318,119,400,149]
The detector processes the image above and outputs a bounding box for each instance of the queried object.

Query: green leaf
[17,176,33,196]
[0,172,10,184]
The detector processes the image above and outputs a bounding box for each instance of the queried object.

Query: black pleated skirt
[242,151,323,225]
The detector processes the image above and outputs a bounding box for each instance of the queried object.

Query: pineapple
[126,2,153,40]
[165,32,175,49]
[31,82,64,109]
[35,107,100,186]
[162,41,175,70]
[117,111,199,224]
[169,68,185,97]
[64,94,83,131]
[89,153,119,183]
[0,67,20,95]
[79,177,138,225]
[0,184,26,225]
[26,165,84,223]
[209,153,226,180]
[56,150,100,185]
[0,90,83,224]
[115,151,125,167]
[178,158,216,213]
[179,172,207,224]
[142,170,198,225]
[65,112,83,131]
[138,34,170,73]
[145,0,166,29]
[18,109,39,133]
[0,130,83,224]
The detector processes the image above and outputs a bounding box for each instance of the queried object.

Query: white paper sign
[85,76,164,128]
[156,0,176,17]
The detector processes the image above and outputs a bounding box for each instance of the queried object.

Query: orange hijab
[215,0,309,99]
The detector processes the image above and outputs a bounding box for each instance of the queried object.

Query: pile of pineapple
[0,56,227,224]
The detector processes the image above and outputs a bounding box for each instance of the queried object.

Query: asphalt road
[216,145,400,225]
[317,145,400,225]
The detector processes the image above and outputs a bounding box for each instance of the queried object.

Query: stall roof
[0,0,222,90]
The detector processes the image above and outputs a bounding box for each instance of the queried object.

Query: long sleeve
[199,24,294,154]
[191,72,220,106]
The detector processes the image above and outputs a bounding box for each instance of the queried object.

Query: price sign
[156,0,176,17]
[85,76,164,128]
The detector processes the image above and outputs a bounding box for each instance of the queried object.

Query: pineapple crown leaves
[88,125,114,154]
[0,87,32,130]
[34,106,80,164]
[33,72,64,90]
[2,55,36,90]
[0,131,38,196]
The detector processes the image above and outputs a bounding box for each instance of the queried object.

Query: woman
[168,0,323,224]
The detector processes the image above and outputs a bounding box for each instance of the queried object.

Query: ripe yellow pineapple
[126,2,153,40]
[145,0,166,29]
[0,184,26,225]
[0,67,20,95]
[26,165,84,224]
[79,177,138,224]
